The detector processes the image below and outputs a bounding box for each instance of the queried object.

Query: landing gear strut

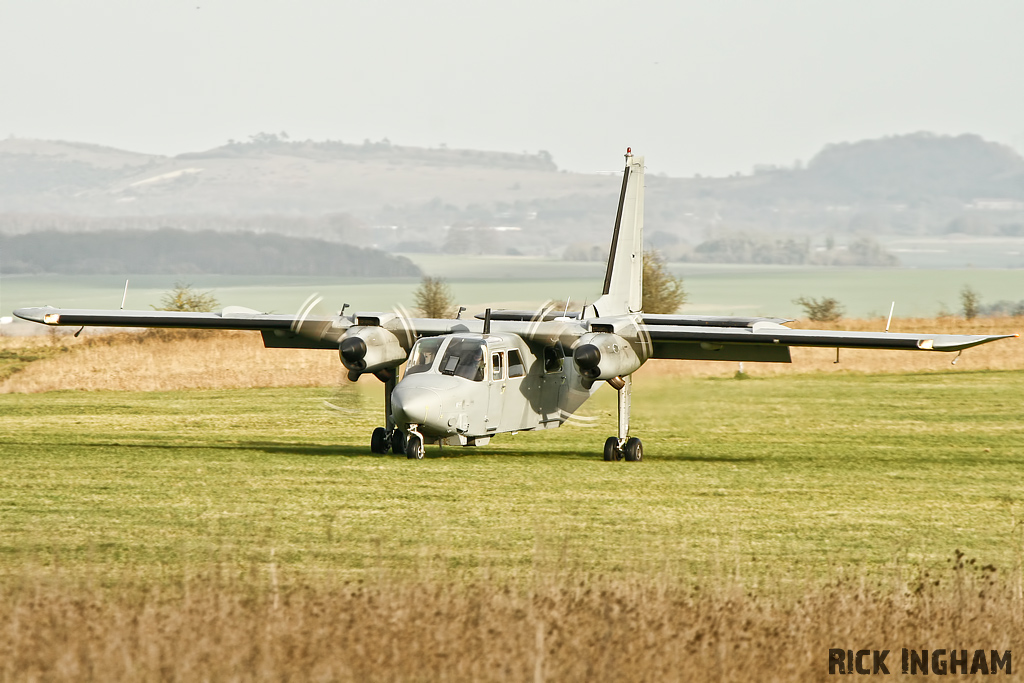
[369,374,404,455]
[603,374,642,462]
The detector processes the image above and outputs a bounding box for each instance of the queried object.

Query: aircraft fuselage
[391,332,595,446]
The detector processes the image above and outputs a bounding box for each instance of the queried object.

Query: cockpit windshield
[438,338,487,382]
[405,336,445,377]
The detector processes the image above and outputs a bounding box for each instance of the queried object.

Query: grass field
[3,371,1023,580]
[1,329,1022,679]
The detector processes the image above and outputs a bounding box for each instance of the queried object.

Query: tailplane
[592,149,644,317]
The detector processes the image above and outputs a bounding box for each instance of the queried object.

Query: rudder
[593,149,644,317]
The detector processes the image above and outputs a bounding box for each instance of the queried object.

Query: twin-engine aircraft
[15,150,1017,460]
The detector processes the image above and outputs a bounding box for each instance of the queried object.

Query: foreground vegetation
[1,326,1021,679]
[2,568,1018,682]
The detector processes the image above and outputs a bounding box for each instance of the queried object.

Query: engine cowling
[339,326,407,378]
[572,332,642,382]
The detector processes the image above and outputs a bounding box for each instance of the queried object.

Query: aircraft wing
[13,305,347,350]
[642,320,1017,363]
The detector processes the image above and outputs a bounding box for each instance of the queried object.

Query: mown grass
[2,372,1022,582]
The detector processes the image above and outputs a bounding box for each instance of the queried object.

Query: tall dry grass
[1,317,1020,394]
[1,560,1020,682]
[0,330,345,393]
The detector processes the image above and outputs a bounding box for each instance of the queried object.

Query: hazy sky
[2,1,1022,177]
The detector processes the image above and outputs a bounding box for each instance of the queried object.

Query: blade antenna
[885,301,895,333]
[120,279,129,309]
[482,308,492,336]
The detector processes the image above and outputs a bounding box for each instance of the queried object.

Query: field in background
[4,261,1023,327]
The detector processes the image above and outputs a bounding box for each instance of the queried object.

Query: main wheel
[370,427,389,454]
[391,430,406,455]
[603,437,621,462]
[405,434,424,460]
[623,437,643,462]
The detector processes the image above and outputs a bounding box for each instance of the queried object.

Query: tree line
[0,228,422,277]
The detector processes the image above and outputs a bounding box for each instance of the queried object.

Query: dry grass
[0,330,345,393]
[2,317,1020,394]
[1,561,1020,682]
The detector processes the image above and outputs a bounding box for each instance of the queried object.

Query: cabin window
[405,337,445,377]
[543,346,563,373]
[439,338,487,382]
[491,352,504,381]
[507,349,526,378]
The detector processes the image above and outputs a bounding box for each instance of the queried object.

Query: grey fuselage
[390,332,598,446]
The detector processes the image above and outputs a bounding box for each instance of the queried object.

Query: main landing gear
[603,374,642,462]
[370,428,417,458]
[368,373,423,459]
[370,426,407,455]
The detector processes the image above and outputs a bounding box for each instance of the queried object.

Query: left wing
[640,318,1016,363]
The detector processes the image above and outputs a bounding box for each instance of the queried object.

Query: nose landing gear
[602,375,643,462]
[404,430,424,460]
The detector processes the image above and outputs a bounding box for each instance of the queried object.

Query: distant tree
[793,296,844,322]
[413,276,456,318]
[960,285,981,320]
[154,282,219,312]
[642,250,687,314]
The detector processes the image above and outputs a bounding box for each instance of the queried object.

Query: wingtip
[13,307,54,324]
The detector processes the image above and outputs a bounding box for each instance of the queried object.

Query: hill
[2,132,1022,264]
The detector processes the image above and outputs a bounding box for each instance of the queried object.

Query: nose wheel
[405,432,424,460]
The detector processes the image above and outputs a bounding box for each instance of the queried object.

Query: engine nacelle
[339,326,407,379]
[572,332,642,382]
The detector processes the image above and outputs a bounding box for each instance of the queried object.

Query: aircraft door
[485,350,505,435]
[499,348,530,430]
[539,346,566,425]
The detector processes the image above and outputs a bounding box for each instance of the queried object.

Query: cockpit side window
[507,349,526,378]
[405,336,445,377]
[439,338,487,382]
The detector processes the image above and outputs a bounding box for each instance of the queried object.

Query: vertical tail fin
[592,149,644,317]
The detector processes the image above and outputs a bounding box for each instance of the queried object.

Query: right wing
[14,305,346,350]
